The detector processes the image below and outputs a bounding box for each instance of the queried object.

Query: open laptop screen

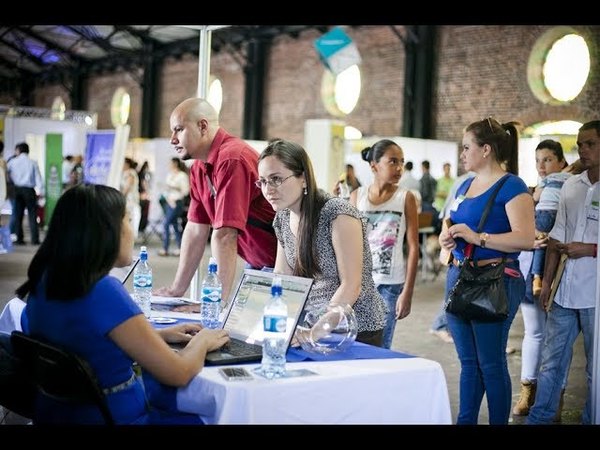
[222,269,313,346]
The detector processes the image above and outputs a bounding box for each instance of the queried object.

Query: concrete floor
[0,226,588,425]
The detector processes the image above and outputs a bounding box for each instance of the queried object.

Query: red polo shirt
[187,128,276,269]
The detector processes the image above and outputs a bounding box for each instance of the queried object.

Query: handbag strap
[465,174,510,260]
[475,174,510,233]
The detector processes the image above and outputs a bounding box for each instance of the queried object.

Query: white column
[190,26,212,302]
[592,208,600,423]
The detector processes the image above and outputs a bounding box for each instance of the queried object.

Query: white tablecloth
[1,298,452,425]
[177,357,452,424]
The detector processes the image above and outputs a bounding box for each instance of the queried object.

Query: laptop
[108,258,140,285]
[204,269,313,366]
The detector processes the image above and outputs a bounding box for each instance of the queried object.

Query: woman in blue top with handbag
[438,118,534,424]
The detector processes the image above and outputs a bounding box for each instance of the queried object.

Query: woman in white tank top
[350,139,419,349]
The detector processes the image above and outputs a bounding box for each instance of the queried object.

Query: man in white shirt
[6,142,44,245]
[527,120,599,425]
[399,161,420,191]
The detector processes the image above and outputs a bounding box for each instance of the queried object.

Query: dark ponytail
[360,139,400,165]
[360,146,372,162]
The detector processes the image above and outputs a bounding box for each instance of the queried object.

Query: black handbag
[444,175,510,322]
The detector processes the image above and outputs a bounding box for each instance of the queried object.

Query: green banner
[45,134,63,225]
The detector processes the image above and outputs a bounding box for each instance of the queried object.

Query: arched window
[110,87,130,127]
[207,77,223,115]
[344,126,362,140]
[528,28,590,104]
[321,65,361,117]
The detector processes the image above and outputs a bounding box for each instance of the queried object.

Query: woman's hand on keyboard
[159,322,203,344]
[192,328,230,352]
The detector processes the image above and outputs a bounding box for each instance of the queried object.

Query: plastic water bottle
[259,277,287,379]
[200,257,222,329]
[133,246,152,318]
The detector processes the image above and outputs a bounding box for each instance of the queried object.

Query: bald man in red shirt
[155,98,276,303]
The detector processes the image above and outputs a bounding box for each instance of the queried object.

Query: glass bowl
[296,304,358,354]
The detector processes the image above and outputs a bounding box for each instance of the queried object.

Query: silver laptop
[204,269,313,366]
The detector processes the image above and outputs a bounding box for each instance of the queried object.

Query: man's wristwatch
[480,232,490,248]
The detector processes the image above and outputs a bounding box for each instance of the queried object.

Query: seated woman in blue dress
[16,184,229,424]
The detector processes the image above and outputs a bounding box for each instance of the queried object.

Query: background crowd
[0,105,598,425]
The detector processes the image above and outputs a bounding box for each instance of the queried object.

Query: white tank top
[356,186,407,285]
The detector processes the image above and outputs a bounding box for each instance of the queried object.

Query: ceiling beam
[0,25,333,83]
[17,26,84,64]
[0,36,44,67]
[113,25,155,46]
[65,25,134,56]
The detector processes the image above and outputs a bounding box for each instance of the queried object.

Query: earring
[303,186,307,195]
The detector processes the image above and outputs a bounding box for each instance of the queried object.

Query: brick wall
[158,54,198,137]
[211,51,245,137]
[86,70,143,137]
[8,25,600,145]
[263,26,405,144]
[435,25,600,141]
[157,51,244,138]
[29,71,142,136]
[33,84,71,110]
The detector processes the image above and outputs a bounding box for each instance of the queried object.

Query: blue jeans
[532,210,557,276]
[377,283,404,349]
[526,302,595,424]
[531,249,546,277]
[446,261,523,424]
[162,200,183,252]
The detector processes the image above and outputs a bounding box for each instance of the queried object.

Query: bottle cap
[208,256,218,272]
[271,276,282,296]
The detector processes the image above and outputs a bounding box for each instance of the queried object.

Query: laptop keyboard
[221,339,261,356]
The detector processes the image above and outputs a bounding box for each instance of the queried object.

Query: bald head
[176,98,219,127]
[170,97,221,161]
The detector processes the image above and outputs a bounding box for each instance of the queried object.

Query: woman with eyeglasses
[257,139,386,346]
[438,118,534,424]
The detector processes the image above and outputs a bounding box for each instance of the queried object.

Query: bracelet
[479,232,490,248]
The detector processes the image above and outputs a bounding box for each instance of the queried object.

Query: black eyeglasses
[255,174,295,189]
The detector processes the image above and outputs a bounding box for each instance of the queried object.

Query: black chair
[0,332,35,420]
[10,331,115,425]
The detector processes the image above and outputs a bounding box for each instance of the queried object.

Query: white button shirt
[549,171,599,309]
[7,153,44,194]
